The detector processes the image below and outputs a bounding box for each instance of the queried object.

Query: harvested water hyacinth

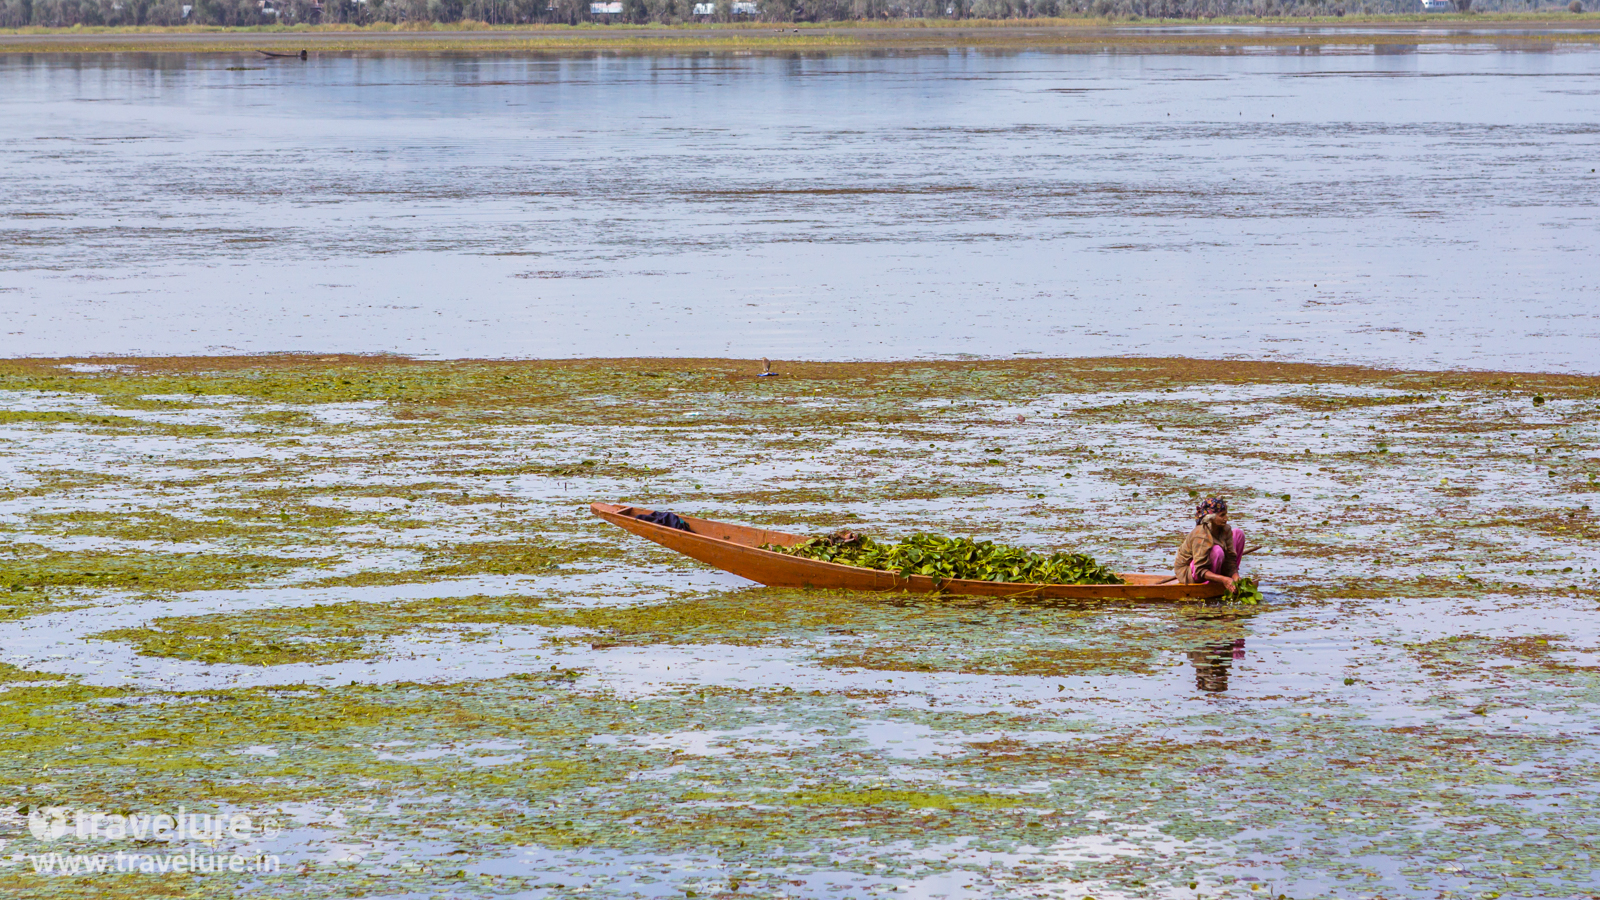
[1229,576,1264,605]
[763,532,1124,585]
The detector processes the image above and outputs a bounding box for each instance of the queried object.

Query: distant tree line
[0,0,1569,29]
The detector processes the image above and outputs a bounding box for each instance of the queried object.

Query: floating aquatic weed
[1228,576,1264,605]
[86,594,568,666]
[306,540,591,588]
[242,409,323,429]
[1,545,302,594]
[2,356,1599,900]
[764,533,1122,586]
[94,623,373,666]
[0,662,67,683]
[0,409,223,437]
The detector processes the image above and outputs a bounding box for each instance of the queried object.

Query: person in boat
[1174,496,1246,592]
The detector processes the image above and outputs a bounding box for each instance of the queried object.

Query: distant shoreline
[3,16,1599,54]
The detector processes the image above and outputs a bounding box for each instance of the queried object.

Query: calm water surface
[2,48,1598,369]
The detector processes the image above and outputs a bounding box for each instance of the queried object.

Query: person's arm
[1186,528,1237,592]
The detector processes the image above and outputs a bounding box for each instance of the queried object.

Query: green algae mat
[0,355,1597,899]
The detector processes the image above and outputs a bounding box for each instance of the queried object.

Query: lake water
[2,45,1599,371]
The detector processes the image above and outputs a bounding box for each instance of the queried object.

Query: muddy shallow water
[3,46,1600,370]
[0,356,1596,898]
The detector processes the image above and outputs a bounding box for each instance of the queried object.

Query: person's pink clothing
[1190,526,1246,583]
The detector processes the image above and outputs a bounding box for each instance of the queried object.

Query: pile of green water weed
[765,532,1123,585]
[1228,576,1264,605]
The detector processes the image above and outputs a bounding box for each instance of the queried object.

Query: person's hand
[1221,576,1238,593]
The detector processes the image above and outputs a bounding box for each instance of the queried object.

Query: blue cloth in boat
[638,511,690,531]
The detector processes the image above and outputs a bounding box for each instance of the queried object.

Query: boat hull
[590,502,1227,601]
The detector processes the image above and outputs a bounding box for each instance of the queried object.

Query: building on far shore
[691,1,757,12]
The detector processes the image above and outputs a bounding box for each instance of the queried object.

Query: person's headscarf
[1195,496,1228,524]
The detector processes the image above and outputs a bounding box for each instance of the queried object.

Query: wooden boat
[591,502,1228,601]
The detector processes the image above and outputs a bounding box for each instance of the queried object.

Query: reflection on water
[1188,638,1246,693]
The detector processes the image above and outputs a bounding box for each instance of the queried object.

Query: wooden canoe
[590,502,1228,601]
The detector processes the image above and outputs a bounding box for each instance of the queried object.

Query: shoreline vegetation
[3,15,1599,53]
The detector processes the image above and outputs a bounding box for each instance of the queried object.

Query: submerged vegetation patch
[0,408,224,436]
[1,544,302,594]
[94,622,375,666]
[89,594,558,665]
[306,539,594,587]
[0,355,1597,899]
